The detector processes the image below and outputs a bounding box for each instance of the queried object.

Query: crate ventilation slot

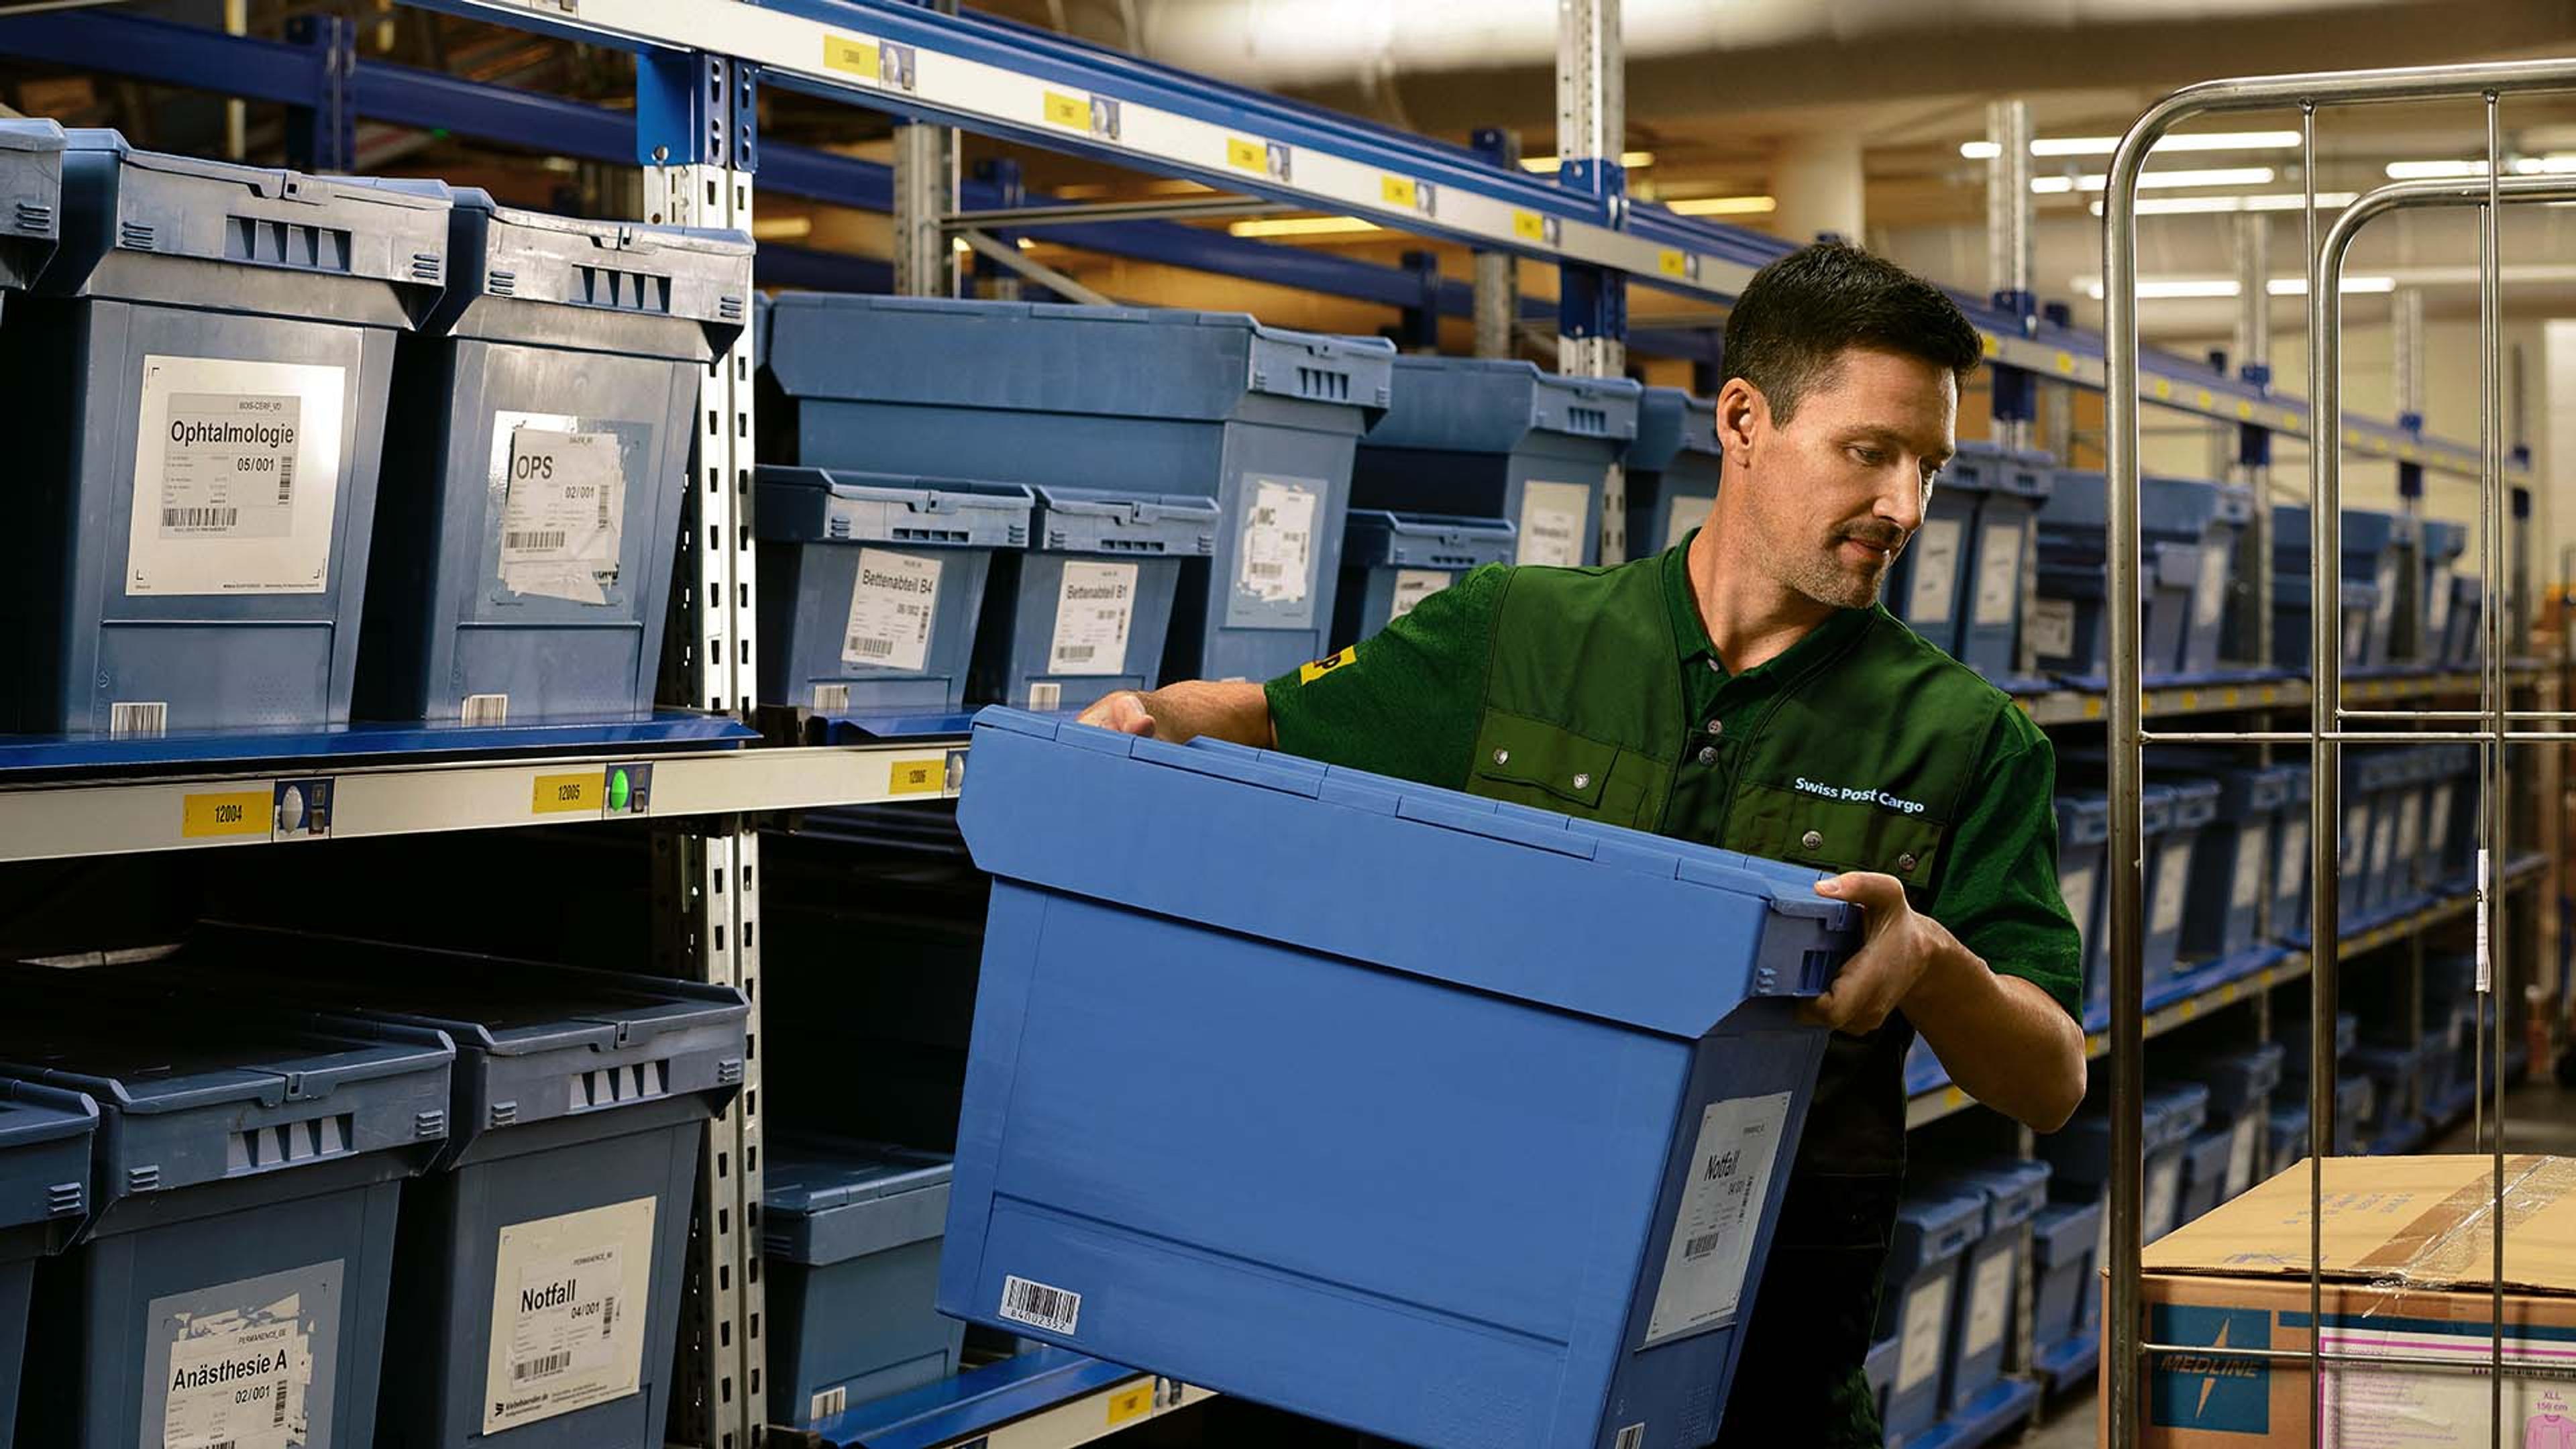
[576,264,673,314]
[1568,406,1609,435]
[227,216,353,272]
[573,1059,671,1110]
[12,201,52,236]
[228,1113,355,1173]
[1295,366,1352,402]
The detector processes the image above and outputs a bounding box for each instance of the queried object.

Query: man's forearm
[1138,680,1275,747]
[1906,931,2087,1132]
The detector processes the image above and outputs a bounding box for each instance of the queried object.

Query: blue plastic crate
[104,929,750,1449]
[0,130,448,735]
[2271,572,2381,672]
[2042,1083,2208,1244]
[1951,443,2053,680]
[762,292,1395,684]
[2080,784,2179,1022]
[2351,1042,2425,1153]
[1352,356,1640,570]
[2271,761,2314,943]
[2029,1199,2101,1350]
[943,707,1860,1449]
[2180,765,2294,962]
[2445,574,2485,668]
[764,1138,960,1429]
[971,486,1218,712]
[755,467,1034,714]
[2432,751,2481,885]
[2414,519,2468,665]
[0,1080,93,1449]
[2174,1127,2237,1225]
[2266,1103,2308,1180]
[2033,472,2247,679]
[0,119,62,316]
[2147,777,2220,975]
[1330,510,1515,651]
[2272,503,2415,671]
[2276,1072,2371,1155]
[1877,1189,1983,1444]
[1931,1159,2049,1417]
[2174,1042,2285,1199]
[2349,748,2422,918]
[2055,792,2110,1022]
[1864,1334,1900,1432]
[0,963,453,1449]
[2340,508,2416,668]
[1882,466,1986,656]
[357,186,751,725]
[1622,386,1720,556]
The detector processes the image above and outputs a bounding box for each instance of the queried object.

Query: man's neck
[1687,520,1840,674]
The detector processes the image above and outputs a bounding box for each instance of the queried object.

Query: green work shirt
[1265,535,2080,1448]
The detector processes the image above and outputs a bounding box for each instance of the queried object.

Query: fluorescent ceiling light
[1228,215,1383,237]
[2033,167,2274,195]
[1962,130,2300,160]
[1519,150,1656,172]
[2074,274,2398,299]
[2385,153,2576,178]
[2266,275,2397,295]
[1666,194,1776,215]
[2088,191,2359,215]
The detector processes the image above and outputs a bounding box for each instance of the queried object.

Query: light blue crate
[1876,1189,1982,1442]
[2029,1199,2100,1348]
[971,485,1217,713]
[1623,386,1720,556]
[1949,442,2054,680]
[1927,1159,2049,1418]
[0,119,63,312]
[763,1138,960,1430]
[0,1081,93,1449]
[1330,509,1515,649]
[943,706,1861,1449]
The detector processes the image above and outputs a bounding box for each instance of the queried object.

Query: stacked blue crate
[1927,1159,2049,1436]
[2411,519,2467,666]
[1949,442,2054,684]
[2266,1102,2309,1178]
[1882,462,1989,659]
[1622,386,1721,557]
[2270,504,2393,672]
[764,1137,961,1430]
[971,486,1220,713]
[2351,1038,2428,1154]
[0,1081,93,1449]
[2271,760,2315,945]
[943,707,1862,1449]
[1,130,449,736]
[1330,511,1516,650]
[2176,1042,2286,1201]
[0,119,62,320]
[2445,572,2486,667]
[2030,472,2244,683]
[2081,783,2180,1024]
[2043,1084,2208,1246]
[2278,1012,2371,1154]
[2027,1197,2102,1388]
[2055,793,2110,1022]
[2339,508,2418,670]
[2176,764,2296,963]
[2146,779,2220,975]
[1877,1189,1984,1445]
[1351,356,1640,571]
[761,293,1395,684]
[2173,1124,2237,1224]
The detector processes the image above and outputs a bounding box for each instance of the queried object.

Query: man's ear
[1714,378,1765,472]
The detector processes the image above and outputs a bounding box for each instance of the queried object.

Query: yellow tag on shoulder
[1299,646,1357,684]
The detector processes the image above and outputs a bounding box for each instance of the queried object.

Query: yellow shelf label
[2177,689,2200,710]
[2236,400,2255,420]
[888,758,945,797]
[1380,174,1418,207]
[532,771,599,815]
[1658,248,1690,278]
[2054,350,2077,374]
[2083,697,2104,719]
[180,790,268,839]
[2153,378,2171,399]
[1512,209,1547,242]
[1042,89,1089,129]
[1980,333,2000,358]
[1106,1383,1155,1426]
[822,35,880,79]
[2195,388,2214,409]
[1226,137,1265,172]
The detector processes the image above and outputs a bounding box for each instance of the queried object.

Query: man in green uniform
[1078,242,2087,1446]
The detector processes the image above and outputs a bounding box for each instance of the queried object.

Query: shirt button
[1572,771,1592,790]
[1705,657,1723,674]
[1801,829,1825,851]
[1707,718,1725,738]
[1493,748,1510,765]
[1897,851,1919,873]
[1697,745,1719,767]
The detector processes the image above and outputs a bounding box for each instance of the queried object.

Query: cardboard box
[2114,1154,2576,1446]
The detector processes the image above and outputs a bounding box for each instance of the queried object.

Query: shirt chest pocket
[1733,781,1946,892]
[1468,710,1652,828]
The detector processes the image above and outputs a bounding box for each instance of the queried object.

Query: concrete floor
[2019,1077,2573,1449]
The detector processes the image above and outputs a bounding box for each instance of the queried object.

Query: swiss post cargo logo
[2149,1305,2271,1435]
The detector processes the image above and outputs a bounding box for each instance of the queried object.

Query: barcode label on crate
[111,701,168,739]
[148,1261,335,1449]
[1642,1091,1790,1348]
[2476,848,2492,991]
[1238,478,1318,605]
[998,1275,1082,1336]
[1971,521,2021,626]
[1389,568,1450,621]
[498,423,627,606]
[1905,517,1962,625]
[462,694,509,727]
[810,1386,849,1421]
[2028,596,2076,659]
[1517,480,1590,568]
[813,683,851,713]
[1614,1425,1646,1449]
[1028,682,1063,711]
[841,548,941,672]
[1049,561,1136,676]
[483,1196,655,1434]
[128,356,344,597]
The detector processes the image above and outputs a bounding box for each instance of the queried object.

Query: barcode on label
[1682,1231,1724,1260]
[1615,1425,1646,1449]
[506,530,567,551]
[109,701,167,738]
[847,636,896,659]
[810,1386,849,1420]
[277,450,295,504]
[205,1441,237,1449]
[163,506,238,529]
[1029,682,1063,711]
[462,693,508,727]
[273,1376,287,1428]
[602,1295,617,1334]
[999,1275,1081,1335]
[813,684,851,712]
[513,1351,572,1383]
[1058,645,1096,663]
[1248,562,1284,578]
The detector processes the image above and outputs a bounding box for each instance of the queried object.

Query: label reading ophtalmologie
[843,549,943,672]
[127,356,346,596]
[1641,1091,1792,1348]
[483,1196,657,1434]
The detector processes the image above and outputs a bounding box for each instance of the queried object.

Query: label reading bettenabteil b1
[1641,1091,1791,1348]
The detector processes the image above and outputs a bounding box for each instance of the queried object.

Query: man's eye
[1850,446,1884,466]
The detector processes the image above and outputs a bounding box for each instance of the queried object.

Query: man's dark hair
[1721,243,1983,424]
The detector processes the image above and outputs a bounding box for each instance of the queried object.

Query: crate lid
[755,465,1034,548]
[2159,776,2222,830]
[2055,792,2110,849]
[1937,1157,2053,1234]
[1625,386,1719,474]
[368,183,751,335]
[1365,356,1644,452]
[2182,1126,2238,1168]
[2038,470,2240,538]
[958,707,1862,1040]
[0,1078,94,1237]
[763,1136,954,1266]
[0,1077,95,1155]
[0,119,64,291]
[2143,1082,2210,1148]
[2273,572,2381,610]
[2182,1041,2288,1110]
[1948,439,2054,501]
[1340,510,1517,570]
[1888,1188,1986,1272]
[2418,518,2469,564]
[2031,1197,2102,1258]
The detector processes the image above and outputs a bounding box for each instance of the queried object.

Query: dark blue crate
[2444,574,2485,668]
[1353,356,1640,572]
[971,485,1218,713]
[2277,504,2414,668]
[1622,386,1720,557]
[755,468,1034,715]
[2270,572,2379,672]
[2041,1084,2208,1244]
[1330,510,1516,651]
[2180,765,2296,962]
[2172,1042,2285,1199]
[763,292,1395,684]
[1928,1159,2049,1417]
[1,130,448,735]
[357,186,751,726]
[1882,472,1986,657]
[2055,792,2110,1024]
[1949,442,2053,680]
[0,1080,93,1449]
[2350,1043,2425,1154]
[2267,1103,2308,1179]
[764,1137,960,1430]
[0,119,62,313]
[2146,778,2220,976]
[2174,1127,2237,1225]
[2412,519,2467,665]
[2029,1199,2101,1349]
[2079,784,2180,1022]
[1877,1190,1984,1443]
[943,707,1862,1449]
[2035,471,2248,678]
[2271,760,2314,943]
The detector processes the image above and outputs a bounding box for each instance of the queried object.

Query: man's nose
[1878,468,1927,535]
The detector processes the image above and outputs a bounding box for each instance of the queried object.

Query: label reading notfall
[484,1196,655,1434]
[843,549,943,672]
[1906,518,1963,625]
[1240,480,1317,604]
[160,1299,312,1449]
[1388,568,1450,621]
[1049,561,1136,676]
[1517,480,1590,568]
[1642,1091,1790,1348]
[499,427,626,605]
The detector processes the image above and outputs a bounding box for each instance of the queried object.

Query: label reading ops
[496,421,627,606]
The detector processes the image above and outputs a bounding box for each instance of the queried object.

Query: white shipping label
[1962,1248,2015,1360]
[2371,814,2396,879]
[2398,796,2424,866]
[1240,479,1318,603]
[2228,1116,2260,1196]
[2345,608,2369,663]
[1895,1279,1952,1393]
[2316,1330,2576,1448]
[483,1195,657,1434]
[1388,568,1450,622]
[2476,848,2493,991]
[1047,561,1137,676]
[1905,517,1963,625]
[1642,1091,1792,1348]
[2146,1156,2182,1240]
[498,424,627,605]
[1517,480,1591,568]
[1666,492,1710,549]
[842,549,943,672]
[2029,596,2077,659]
[2232,823,2270,911]
[159,1296,314,1449]
[2151,839,2193,936]
[2428,784,2456,850]
[2059,865,2097,945]
[2375,559,2399,630]
[2428,572,2454,639]
[2277,819,2310,903]
[2195,540,2232,627]
[125,355,346,596]
[1971,521,2023,627]
[2345,804,2371,869]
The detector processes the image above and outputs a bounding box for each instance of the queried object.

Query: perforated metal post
[1556,0,1628,564]
[1472,127,1523,361]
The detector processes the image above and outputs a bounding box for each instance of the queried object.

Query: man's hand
[1801,871,1954,1034]
[1077,690,1157,737]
